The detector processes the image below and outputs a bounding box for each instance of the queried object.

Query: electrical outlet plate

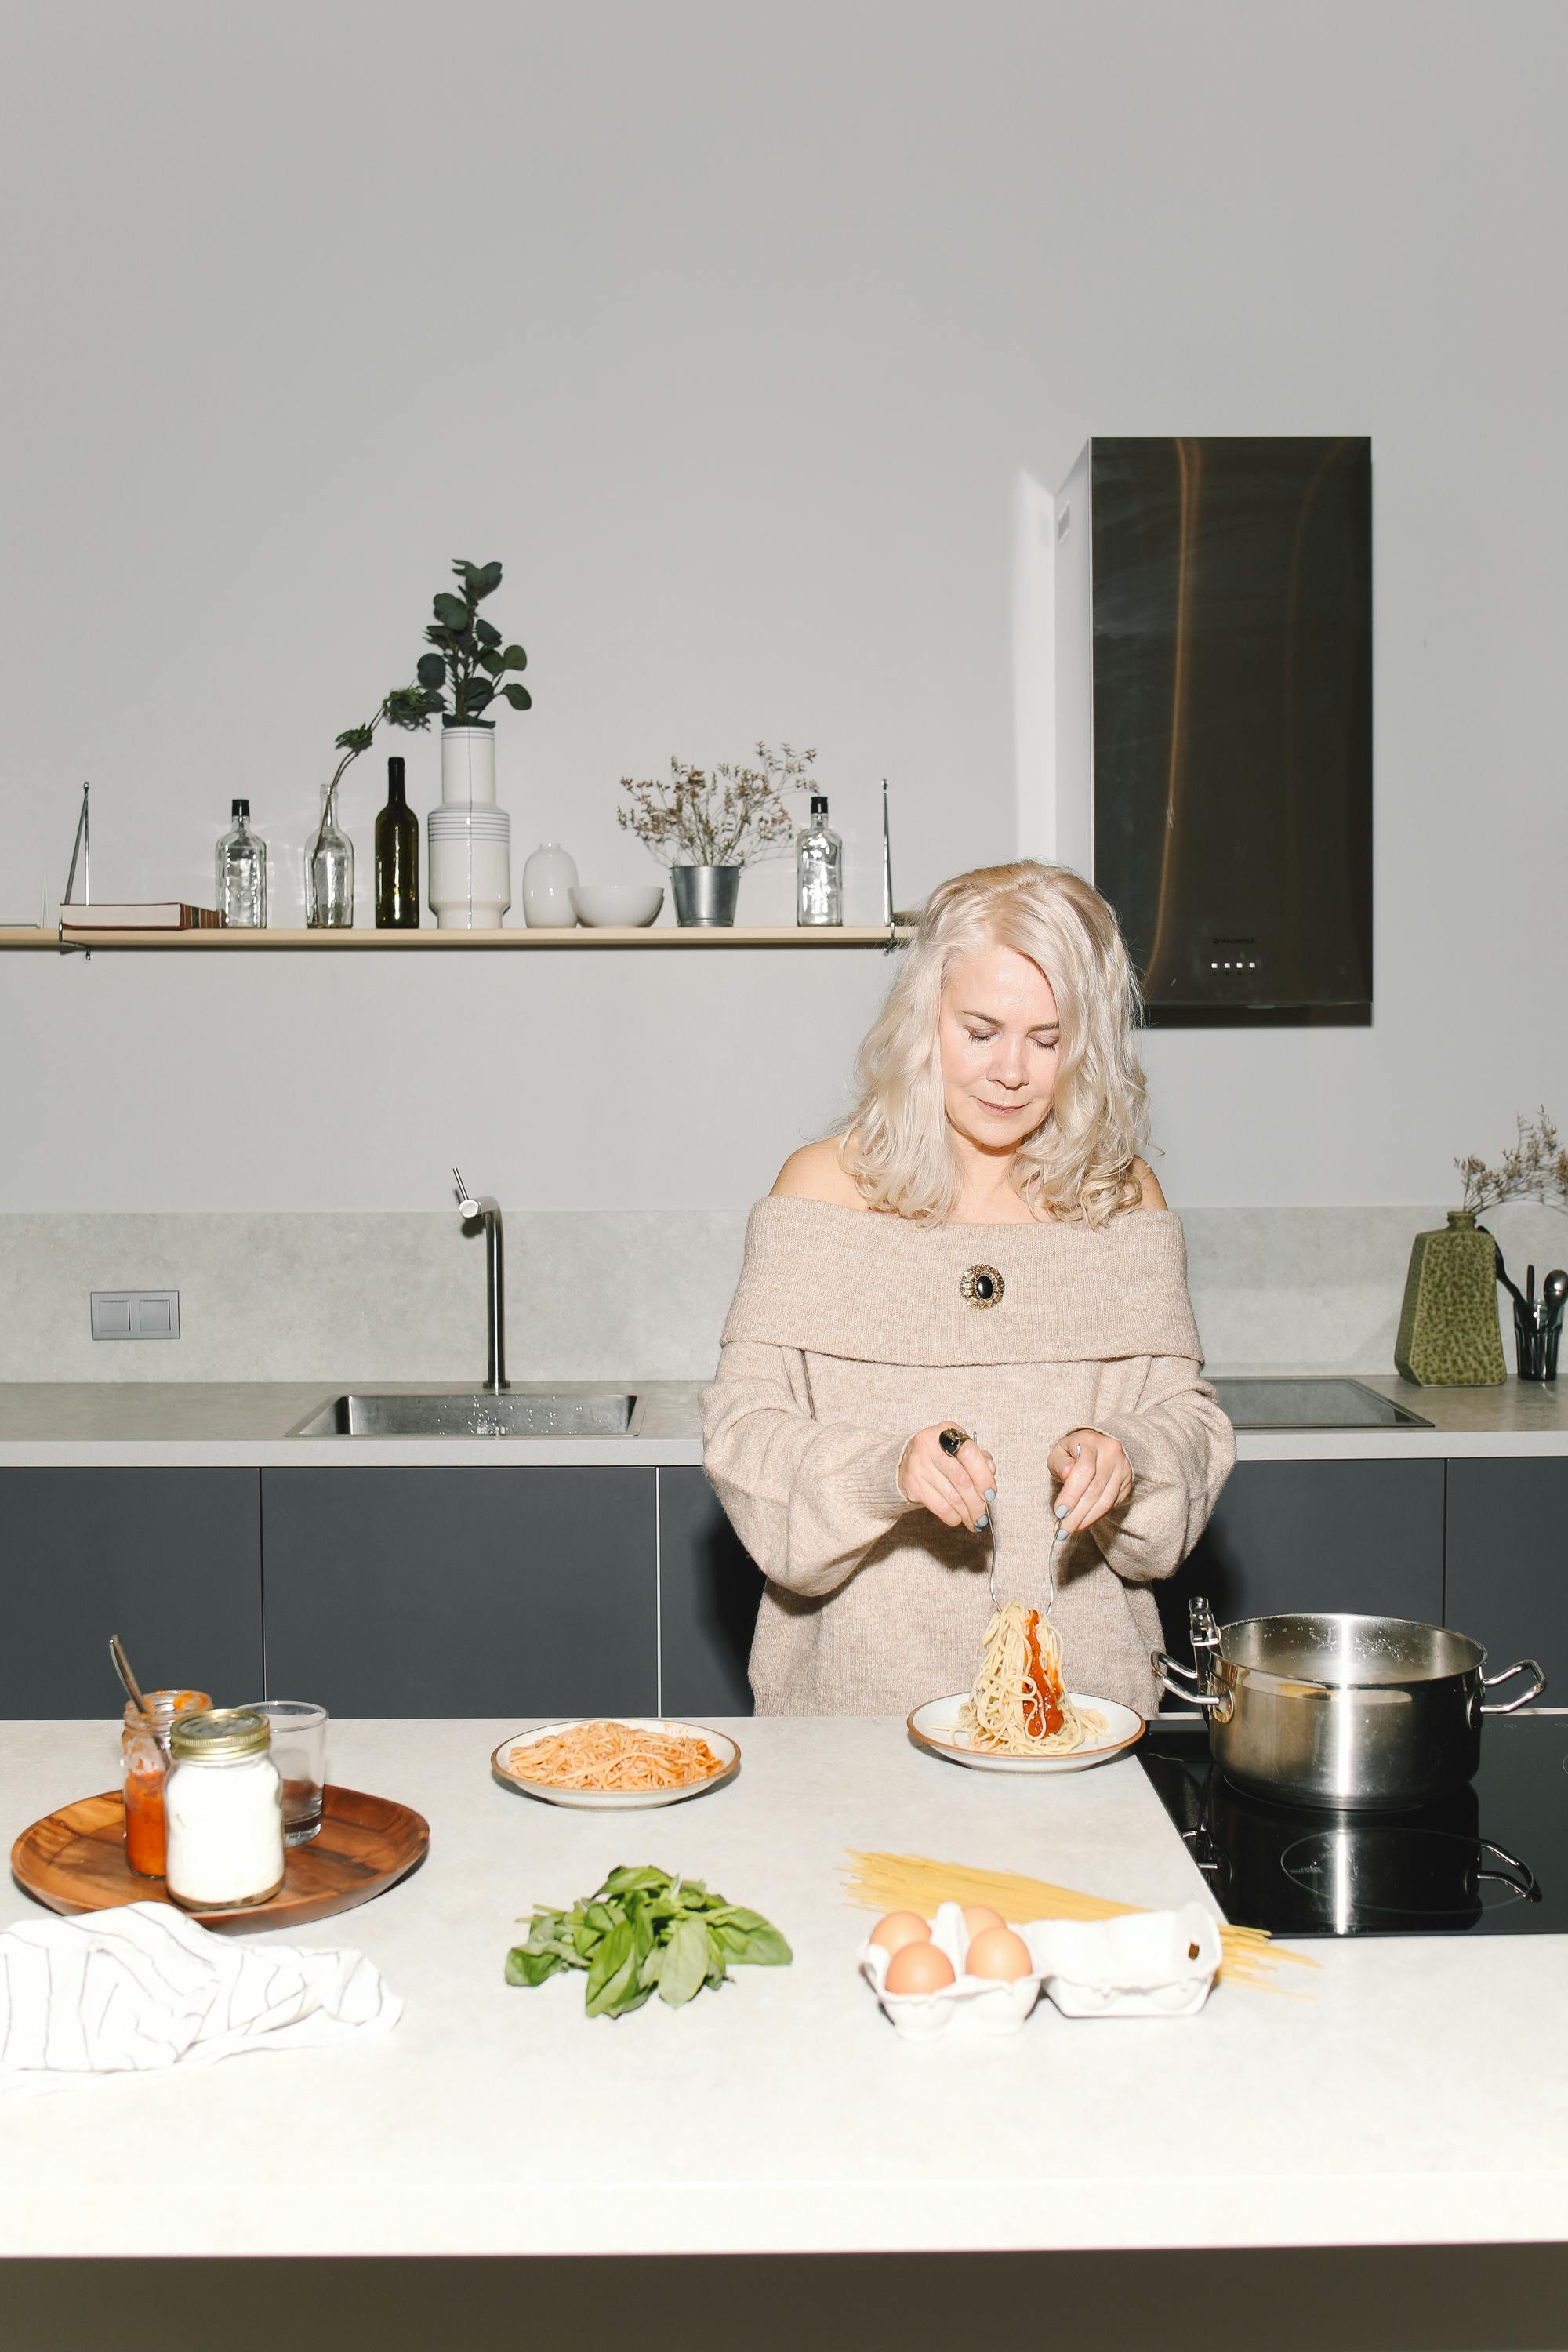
[91,1290,180,1340]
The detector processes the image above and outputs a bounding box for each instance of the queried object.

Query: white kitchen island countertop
[2,1714,1566,2259]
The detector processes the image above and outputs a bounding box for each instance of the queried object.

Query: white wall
[1,0,1563,1215]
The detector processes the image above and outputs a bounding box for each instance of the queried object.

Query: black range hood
[1053,436,1373,1027]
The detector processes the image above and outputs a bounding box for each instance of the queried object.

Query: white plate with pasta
[907,1692,1145,1773]
[910,1596,1147,1773]
[491,1718,741,1809]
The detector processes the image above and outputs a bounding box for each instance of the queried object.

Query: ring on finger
[938,1425,971,1459]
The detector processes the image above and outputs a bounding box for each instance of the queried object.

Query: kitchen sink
[1210,1377,1432,1432]
[290,1391,638,1438]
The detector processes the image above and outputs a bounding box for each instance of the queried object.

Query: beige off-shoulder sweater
[701,1197,1235,1716]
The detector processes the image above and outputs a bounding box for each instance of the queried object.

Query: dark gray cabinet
[9,1454,1556,1726]
[1444,1459,1568,1686]
[657,1468,763,1715]
[1156,1459,1447,1667]
[0,1469,263,1718]
[260,1468,658,1717]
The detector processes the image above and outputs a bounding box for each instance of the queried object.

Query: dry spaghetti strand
[509,1720,724,1792]
[843,1850,1319,1995]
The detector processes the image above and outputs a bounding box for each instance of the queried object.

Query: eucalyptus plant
[314,682,444,862]
[416,557,531,724]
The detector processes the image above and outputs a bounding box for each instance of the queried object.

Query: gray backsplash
[2,1202,1562,1384]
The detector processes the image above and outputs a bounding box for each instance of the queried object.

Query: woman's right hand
[897,1427,997,1532]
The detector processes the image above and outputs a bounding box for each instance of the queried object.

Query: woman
[702,859,1235,1717]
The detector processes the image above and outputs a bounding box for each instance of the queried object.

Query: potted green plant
[307,683,442,927]
[616,743,804,926]
[416,557,530,811]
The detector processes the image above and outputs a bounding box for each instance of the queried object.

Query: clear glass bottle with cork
[216,800,267,927]
[796,792,843,927]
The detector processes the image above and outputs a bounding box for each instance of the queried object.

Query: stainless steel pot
[1152,1599,1547,1813]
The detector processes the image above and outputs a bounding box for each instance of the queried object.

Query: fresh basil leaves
[506,1865,793,2020]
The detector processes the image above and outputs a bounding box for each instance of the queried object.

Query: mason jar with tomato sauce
[122,1690,212,1877]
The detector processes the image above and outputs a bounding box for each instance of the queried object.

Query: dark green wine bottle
[375,755,419,929]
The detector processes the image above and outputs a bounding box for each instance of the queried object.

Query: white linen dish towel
[0,1900,401,2082]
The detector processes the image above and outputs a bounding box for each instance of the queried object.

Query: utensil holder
[1513,1298,1563,1384]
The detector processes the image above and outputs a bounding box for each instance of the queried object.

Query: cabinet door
[1156,1459,1447,1668]
[0,1469,263,1719]
[261,1468,657,1718]
[657,1468,763,1716]
[1444,1459,1568,1689]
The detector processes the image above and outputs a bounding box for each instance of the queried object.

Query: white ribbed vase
[440,723,497,808]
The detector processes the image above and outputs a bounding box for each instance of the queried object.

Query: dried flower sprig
[757,741,818,794]
[617,743,810,869]
[1456,1109,1568,1215]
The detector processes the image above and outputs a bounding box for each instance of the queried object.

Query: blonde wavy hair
[840,861,1152,1229]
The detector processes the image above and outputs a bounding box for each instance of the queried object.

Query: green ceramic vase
[1394,1210,1506,1385]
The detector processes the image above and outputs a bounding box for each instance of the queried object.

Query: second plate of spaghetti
[909,1595,1146,1773]
[492,1717,741,1809]
[907,1691,1144,1773]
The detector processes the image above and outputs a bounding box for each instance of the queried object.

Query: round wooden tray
[9,1784,429,1932]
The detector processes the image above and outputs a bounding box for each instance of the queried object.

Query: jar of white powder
[164,1707,285,1910]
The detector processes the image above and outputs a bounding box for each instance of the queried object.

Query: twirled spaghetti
[508,1720,724,1792]
[956,1599,1109,1756]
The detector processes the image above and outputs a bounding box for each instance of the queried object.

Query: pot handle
[1152,1650,1232,1719]
[1478,1658,1548,1715]
[1473,1837,1540,1904]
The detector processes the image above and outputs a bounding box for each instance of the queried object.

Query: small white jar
[521,842,579,927]
[164,1708,285,1910]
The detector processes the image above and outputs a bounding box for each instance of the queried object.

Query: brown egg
[869,1910,931,1956]
[964,1926,1033,1983]
[960,1904,1005,1939]
[884,1940,957,1996]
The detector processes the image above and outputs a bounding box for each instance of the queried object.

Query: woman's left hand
[1046,1428,1132,1537]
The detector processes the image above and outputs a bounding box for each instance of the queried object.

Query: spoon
[109,1634,168,1759]
[1544,1269,1568,1316]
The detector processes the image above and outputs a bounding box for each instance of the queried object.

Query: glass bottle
[120,1687,212,1878]
[216,799,267,927]
[305,782,354,927]
[796,792,843,927]
[375,754,420,929]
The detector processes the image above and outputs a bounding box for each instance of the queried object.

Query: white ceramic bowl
[568,885,664,929]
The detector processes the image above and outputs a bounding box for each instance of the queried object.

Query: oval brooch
[960,1263,1004,1309]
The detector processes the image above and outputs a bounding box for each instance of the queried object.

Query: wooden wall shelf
[2,924,910,953]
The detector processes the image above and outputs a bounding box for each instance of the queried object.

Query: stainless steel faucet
[452,1167,508,1393]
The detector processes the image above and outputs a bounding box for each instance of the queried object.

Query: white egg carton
[1027,1905,1223,2017]
[859,1900,1222,2041]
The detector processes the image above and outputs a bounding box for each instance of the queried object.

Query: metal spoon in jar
[109,1634,169,1762]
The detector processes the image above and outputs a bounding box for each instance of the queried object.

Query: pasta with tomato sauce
[956,1600,1109,1756]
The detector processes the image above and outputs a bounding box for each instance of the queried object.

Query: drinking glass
[241,1700,328,1844]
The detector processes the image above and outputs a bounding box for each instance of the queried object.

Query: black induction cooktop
[1140,1715,1568,1938]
